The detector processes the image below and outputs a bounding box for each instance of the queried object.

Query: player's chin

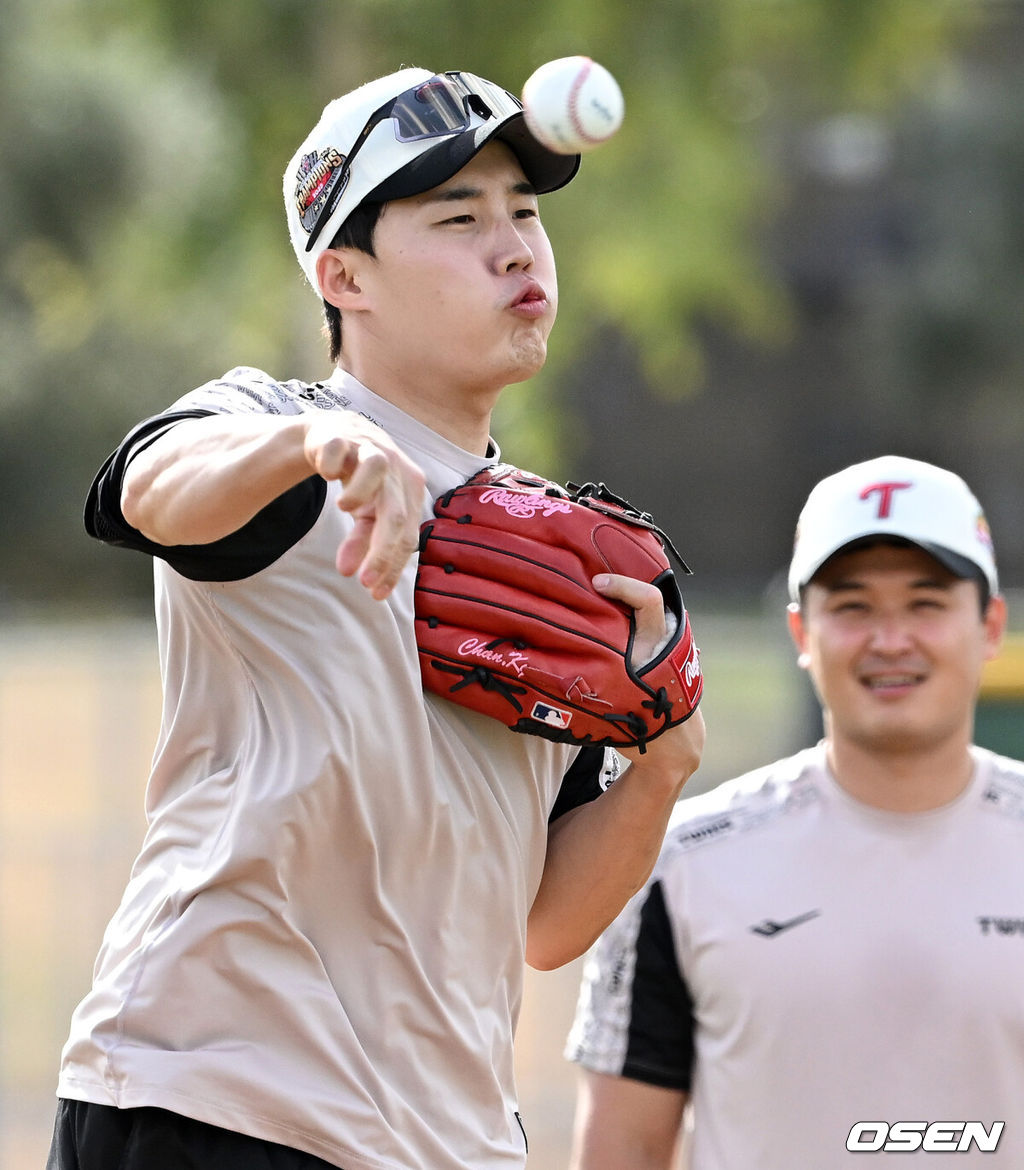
[501,332,551,384]
[849,721,943,756]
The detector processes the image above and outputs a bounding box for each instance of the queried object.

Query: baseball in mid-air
[521,56,624,155]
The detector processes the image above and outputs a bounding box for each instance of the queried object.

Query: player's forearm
[121,415,316,546]
[528,711,704,969]
[526,753,694,971]
[570,1073,687,1170]
[571,1134,674,1170]
[571,1118,679,1170]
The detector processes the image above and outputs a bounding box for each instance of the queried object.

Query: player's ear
[982,592,1008,662]
[317,248,369,311]
[787,602,812,670]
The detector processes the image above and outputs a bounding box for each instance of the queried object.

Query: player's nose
[495,220,535,273]
[866,616,915,653]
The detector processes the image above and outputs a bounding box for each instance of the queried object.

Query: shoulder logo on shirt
[675,816,733,846]
[982,776,1024,821]
[750,910,821,937]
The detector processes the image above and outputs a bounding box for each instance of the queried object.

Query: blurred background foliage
[2,0,1022,612]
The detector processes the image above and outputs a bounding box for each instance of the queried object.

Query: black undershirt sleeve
[548,745,609,822]
[621,880,696,1090]
[84,411,327,582]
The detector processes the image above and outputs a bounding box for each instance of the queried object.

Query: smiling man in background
[567,455,1024,1169]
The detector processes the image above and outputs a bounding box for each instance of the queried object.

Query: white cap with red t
[788,455,998,602]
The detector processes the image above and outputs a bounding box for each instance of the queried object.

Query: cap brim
[367,111,580,204]
[908,541,985,583]
[807,535,984,586]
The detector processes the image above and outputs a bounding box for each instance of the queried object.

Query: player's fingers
[348,509,421,599]
[336,461,426,600]
[334,445,393,509]
[305,418,413,490]
[305,428,359,483]
[336,516,368,577]
[593,574,667,668]
[336,441,425,512]
[336,514,416,599]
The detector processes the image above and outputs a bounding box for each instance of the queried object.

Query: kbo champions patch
[294,147,346,235]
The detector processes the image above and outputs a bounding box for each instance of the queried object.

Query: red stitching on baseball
[568,57,602,145]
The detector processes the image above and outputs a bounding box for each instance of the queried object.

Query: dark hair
[322,201,385,364]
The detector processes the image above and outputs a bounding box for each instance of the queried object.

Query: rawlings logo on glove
[477,487,573,518]
[414,465,703,752]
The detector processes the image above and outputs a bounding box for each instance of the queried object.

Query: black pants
[47,1099,343,1170]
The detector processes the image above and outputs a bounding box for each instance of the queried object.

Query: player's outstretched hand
[304,414,426,599]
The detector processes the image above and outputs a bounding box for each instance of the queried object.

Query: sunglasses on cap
[304,71,523,254]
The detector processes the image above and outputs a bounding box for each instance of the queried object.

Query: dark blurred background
[3,0,1023,614]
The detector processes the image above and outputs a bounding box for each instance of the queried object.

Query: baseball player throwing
[47,68,705,1170]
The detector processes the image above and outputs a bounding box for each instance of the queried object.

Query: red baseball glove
[414,465,703,752]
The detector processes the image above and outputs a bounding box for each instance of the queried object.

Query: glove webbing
[566,481,691,575]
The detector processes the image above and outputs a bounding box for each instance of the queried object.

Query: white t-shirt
[61,367,615,1170]
[567,742,1024,1168]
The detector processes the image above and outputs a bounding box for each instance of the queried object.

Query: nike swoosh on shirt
[750,910,821,937]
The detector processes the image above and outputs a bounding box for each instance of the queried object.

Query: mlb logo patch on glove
[414,465,703,752]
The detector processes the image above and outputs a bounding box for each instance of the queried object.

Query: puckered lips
[508,279,549,318]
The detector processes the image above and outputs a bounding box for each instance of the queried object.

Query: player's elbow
[525,945,572,972]
[525,922,594,971]
[120,469,162,540]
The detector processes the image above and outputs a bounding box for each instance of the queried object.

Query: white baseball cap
[284,68,581,295]
[788,455,998,602]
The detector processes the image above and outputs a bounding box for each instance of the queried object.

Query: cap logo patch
[859,480,912,519]
[976,512,994,549]
[294,147,346,235]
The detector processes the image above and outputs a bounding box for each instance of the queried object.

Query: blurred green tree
[0,0,989,608]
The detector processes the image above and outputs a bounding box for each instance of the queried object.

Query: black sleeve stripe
[85,411,216,545]
[548,745,606,822]
[84,411,328,582]
[622,880,695,1090]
